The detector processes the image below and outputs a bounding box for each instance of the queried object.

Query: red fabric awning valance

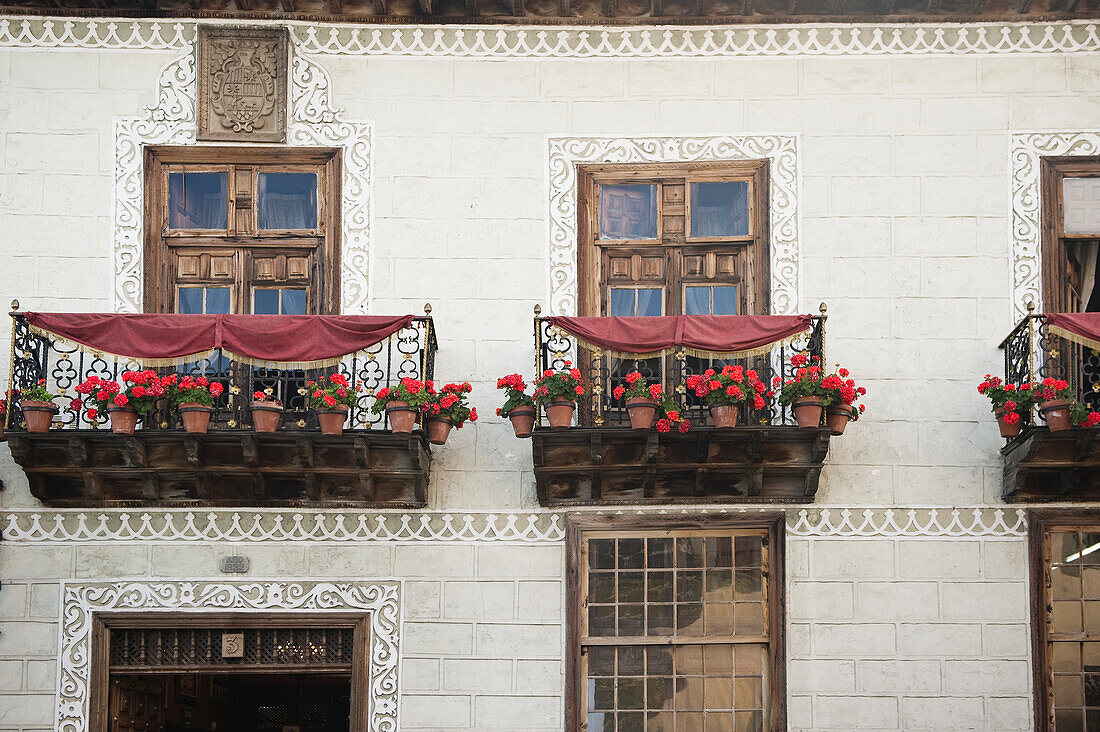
[1045,313,1100,351]
[545,314,814,358]
[22,312,418,368]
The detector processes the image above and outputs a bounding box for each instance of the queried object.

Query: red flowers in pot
[250,389,283,433]
[168,374,224,434]
[496,374,536,438]
[534,361,585,429]
[307,372,359,435]
[373,377,433,434]
[977,375,1028,438]
[423,382,477,445]
[75,371,167,434]
[977,375,1100,435]
[612,372,664,430]
[818,366,867,436]
[18,379,59,433]
[0,391,8,441]
[776,354,830,428]
[687,365,769,429]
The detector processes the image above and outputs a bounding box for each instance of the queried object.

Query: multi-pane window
[1032,513,1100,731]
[144,146,341,315]
[1042,157,1100,314]
[578,161,769,318]
[568,516,785,732]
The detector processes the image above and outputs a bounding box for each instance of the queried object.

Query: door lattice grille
[109,628,355,670]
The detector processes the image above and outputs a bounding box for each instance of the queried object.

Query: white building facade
[1,14,1100,731]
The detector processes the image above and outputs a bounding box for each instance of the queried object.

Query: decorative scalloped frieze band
[58,580,400,732]
[112,38,372,314]
[2,507,1028,542]
[2,17,1100,57]
[1011,131,1100,322]
[547,135,799,317]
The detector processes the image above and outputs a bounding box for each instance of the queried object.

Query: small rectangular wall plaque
[221,632,245,658]
[198,26,288,143]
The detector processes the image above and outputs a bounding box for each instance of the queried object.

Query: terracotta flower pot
[20,400,57,433]
[826,405,852,436]
[1040,398,1072,432]
[251,402,283,433]
[178,402,213,434]
[709,404,739,429]
[792,396,826,428]
[317,405,349,436]
[385,401,417,433]
[426,417,454,445]
[106,406,139,435]
[507,406,536,438]
[544,398,575,429]
[626,397,658,430]
[994,407,1022,438]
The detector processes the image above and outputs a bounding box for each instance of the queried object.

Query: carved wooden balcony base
[1003,426,1100,502]
[6,430,430,508]
[531,426,831,508]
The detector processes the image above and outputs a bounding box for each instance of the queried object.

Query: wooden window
[577,161,770,318]
[144,146,341,315]
[567,515,786,732]
[1042,157,1100,314]
[1030,511,1100,732]
[89,613,371,732]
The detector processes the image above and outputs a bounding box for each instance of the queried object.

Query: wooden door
[110,677,166,732]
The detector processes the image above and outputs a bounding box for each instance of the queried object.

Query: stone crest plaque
[198,26,287,142]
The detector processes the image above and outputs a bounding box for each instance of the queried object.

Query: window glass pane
[610,289,635,317]
[599,184,658,240]
[253,289,280,315]
[281,289,307,315]
[259,172,318,230]
[206,287,231,315]
[1064,177,1100,236]
[178,287,204,315]
[691,181,749,238]
[713,287,738,315]
[685,287,710,316]
[636,290,662,317]
[169,172,228,230]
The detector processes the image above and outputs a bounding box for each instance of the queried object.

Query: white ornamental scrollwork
[113,40,372,314]
[547,135,799,316]
[1011,131,1100,322]
[58,581,400,732]
[3,507,1032,542]
[4,17,1100,57]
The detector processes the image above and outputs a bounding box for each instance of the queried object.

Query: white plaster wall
[0,21,1096,731]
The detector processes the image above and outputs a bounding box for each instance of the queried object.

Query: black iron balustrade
[533,306,827,429]
[4,303,437,434]
[999,302,1100,434]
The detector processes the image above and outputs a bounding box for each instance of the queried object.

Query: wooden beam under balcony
[531,425,831,507]
[1003,427,1100,502]
[6,430,431,508]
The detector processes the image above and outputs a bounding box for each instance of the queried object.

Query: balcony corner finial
[1027,301,1036,313]
[9,299,19,312]
[534,304,542,316]
[818,301,827,315]
[423,303,432,315]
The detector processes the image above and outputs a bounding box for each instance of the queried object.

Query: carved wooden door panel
[110,677,165,732]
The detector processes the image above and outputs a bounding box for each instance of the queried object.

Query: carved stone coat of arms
[198,27,288,142]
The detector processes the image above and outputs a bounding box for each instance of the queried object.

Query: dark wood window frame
[143,145,343,315]
[566,513,787,732]
[577,160,771,319]
[1041,156,1100,315]
[88,611,371,732]
[1030,509,1100,732]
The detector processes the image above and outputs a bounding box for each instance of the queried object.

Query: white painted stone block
[941,582,1027,622]
[899,540,980,579]
[404,622,475,655]
[898,623,983,657]
[856,582,939,620]
[859,660,942,693]
[813,623,896,656]
[515,660,562,692]
[444,658,513,692]
[789,582,855,620]
[540,60,626,97]
[405,581,443,620]
[812,539,895,579]
[474,695,561,728]
[400,694,472,728]
[715,58,800,97]
[899,696,984,728]
[789,659,857,693]
[517,581,562,620]
[0,621,57,655]
[814,695,899,728]
[476,624,561,657]
[444,581,514,620]
[395,545,476,578]
[402,658,442,691]
[944,660,1029,694]
[0,660,21,690]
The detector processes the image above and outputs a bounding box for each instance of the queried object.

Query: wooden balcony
[5,308,437,508]
[532,425,830,507]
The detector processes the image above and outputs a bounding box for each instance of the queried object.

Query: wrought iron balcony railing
[4,304,437,433]
[533,307,826,429]
[999,303,1100,431]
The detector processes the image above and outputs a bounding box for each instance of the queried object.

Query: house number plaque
[221,632,245,658]
[197,26,288,142]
